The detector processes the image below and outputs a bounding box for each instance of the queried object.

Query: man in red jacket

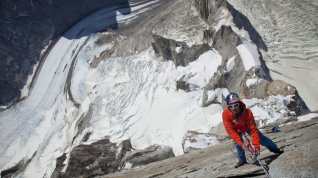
[222,92,283,168]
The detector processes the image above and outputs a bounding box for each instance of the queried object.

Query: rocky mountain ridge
[0,0,317,177]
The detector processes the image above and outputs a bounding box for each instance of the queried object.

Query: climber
[222,92,284,168]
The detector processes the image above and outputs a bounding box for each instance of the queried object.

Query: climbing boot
[273,149,284,155]
[235,161,247,168]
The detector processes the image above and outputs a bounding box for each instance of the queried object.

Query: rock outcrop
[121,145,175,169]
[266,80,310,115]
[151,35,210,67]
[52,139,126,178]
[241,76,310,115]
[0,153,35,178]
[96,119,318,178]
[51,139,174,178]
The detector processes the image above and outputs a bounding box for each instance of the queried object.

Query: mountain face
[0,0,132,107]
[2,0,317,111]
[0,0,317,177]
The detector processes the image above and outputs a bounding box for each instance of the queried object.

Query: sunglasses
[228,103,239,109]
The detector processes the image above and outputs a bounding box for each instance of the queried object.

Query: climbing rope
[243,133,273,178]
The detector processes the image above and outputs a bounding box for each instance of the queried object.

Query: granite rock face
[96,119,318,178]
[50,139,174,178]
[121,144,175,169]
[269,121,318,178]
[265,80,310,115]
[49,139,124,178]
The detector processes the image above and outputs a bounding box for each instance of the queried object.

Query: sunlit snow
[237,37,261,71]
[246,78,259,88]
[297,113,318,122]
[226,55,236,72]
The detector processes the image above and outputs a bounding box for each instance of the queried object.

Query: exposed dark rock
[194,0,227,25]
[266,80,297,96]
[195,1,273,105]
[53,139,128,178]
[74,105,93,143]
[1,152,36,178]
[205,26,247,98]
[116,139,134,161]
[194,0,210,22]
[201,25,309,118]
[240,67,271,99]
[266,80,310,115]
[245,79,270,99]
[176,80,190,92]
[1,160,25,178]
[152,35,189,66]
[212,26,239,60]
[185,44,211,65]
[256,51,272,81]
[203,29,215,44]
[204,54,245,105]
[121,144,175,169]
[52,138,174,178]
[90,32,122,68]
[51,153,67,178]
[238,67,309,115]
[82,132,92,143]
[194,0,233,47]
[151,35,210,67]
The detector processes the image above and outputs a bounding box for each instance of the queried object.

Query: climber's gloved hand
[241,144,247,151]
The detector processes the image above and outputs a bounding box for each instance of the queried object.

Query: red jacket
[222,101,260,150]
